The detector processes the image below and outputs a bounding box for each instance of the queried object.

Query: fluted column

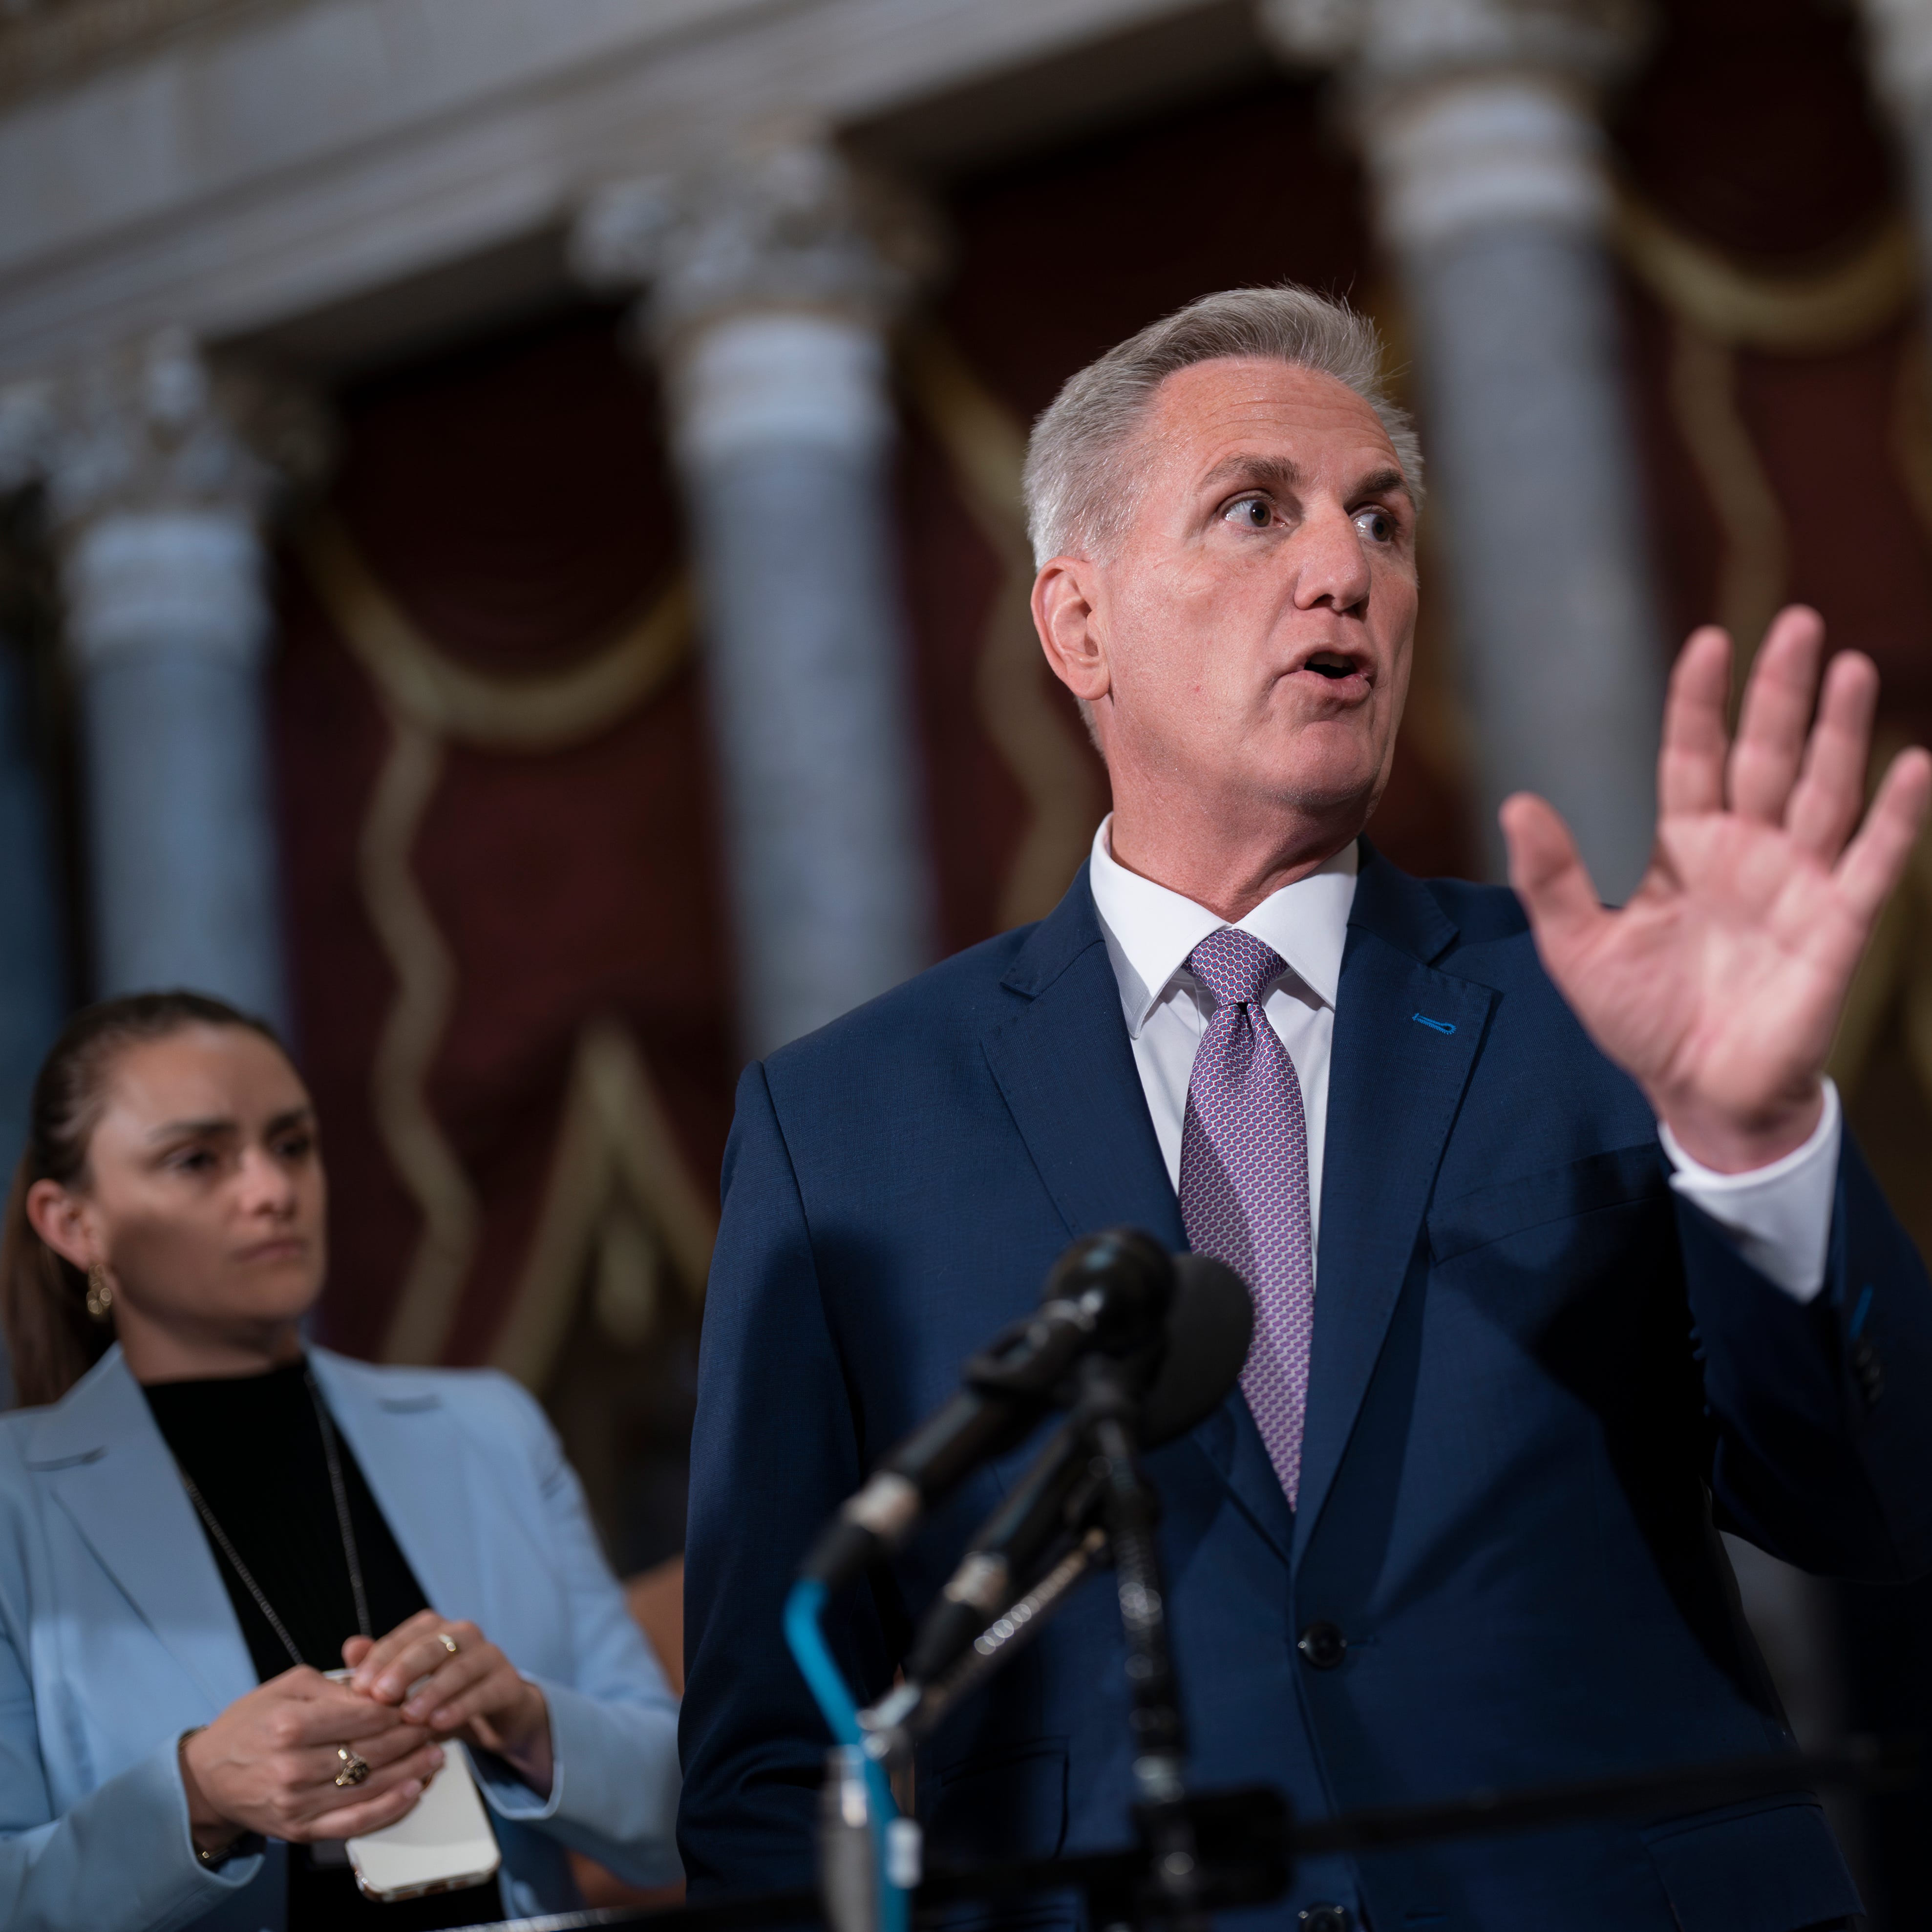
[576,135,935,1057]
[1263,0,1664,899]
[42,333,295,1029]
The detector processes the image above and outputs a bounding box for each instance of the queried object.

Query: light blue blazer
[0,1344,682,1932]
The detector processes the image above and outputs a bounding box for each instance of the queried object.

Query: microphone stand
[1070,1350,1204,1932]
[677,1224,1919,1932]
[448,1734,1919,1932]
[855,1343,1207,1932]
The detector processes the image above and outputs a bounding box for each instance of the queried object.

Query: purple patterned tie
[1178,928,1316,1507]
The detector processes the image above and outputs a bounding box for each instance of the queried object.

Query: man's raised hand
[1500,605,1932,1172]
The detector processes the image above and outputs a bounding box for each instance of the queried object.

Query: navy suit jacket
[680,849,1932,1932]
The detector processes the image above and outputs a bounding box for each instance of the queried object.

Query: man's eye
[1356,506,1395,543]
[1225,497,1272,530]
[170,1149,216,1173]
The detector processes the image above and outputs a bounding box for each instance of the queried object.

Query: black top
[144,1359,503,1932]
[144,1359,427,1677]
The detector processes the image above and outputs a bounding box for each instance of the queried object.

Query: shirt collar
[1087,813,1359,1038]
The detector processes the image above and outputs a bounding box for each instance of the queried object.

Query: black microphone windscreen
[1040,1227,1175,1339]
[1139,1254,1254,1447]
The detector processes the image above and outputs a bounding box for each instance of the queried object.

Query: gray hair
[1022,285,1423,568]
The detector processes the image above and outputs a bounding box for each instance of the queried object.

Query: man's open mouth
[1304,653,1360,680]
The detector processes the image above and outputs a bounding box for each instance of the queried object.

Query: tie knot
[1187,927,1285,1009]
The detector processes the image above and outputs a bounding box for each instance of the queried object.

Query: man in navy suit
[679,287,1932,1931]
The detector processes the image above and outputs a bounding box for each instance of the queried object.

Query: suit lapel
[1292,848,1495,1563]
[981,857,1493,1575]
[310,1351,491,1627]
[1192,1384,1298,1569]
[29,1349,498,1701]
[981,868,1185,1254]
[985,872,1289,1568]
[29,1348,255,1712]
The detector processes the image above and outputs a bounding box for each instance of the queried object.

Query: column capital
[1861,0,1932,121]
[1259,0,1649,89]
[13,329,328,536]
[1260,0,1651,254]
[27,334,327,679]
[0,377,56,497]
[572,129,939,351]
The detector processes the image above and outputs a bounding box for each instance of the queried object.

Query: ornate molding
[0,0,287,107]
[297,509,696,1367]
[1663,321,1787,703]
[297,510,691,749]
[491,1019,716,1392]
[573,128,940,350]
[1615,197,1918,355]
[356,706,472,1369]
[902,327,1105,930]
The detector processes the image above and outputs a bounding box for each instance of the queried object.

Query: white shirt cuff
[1658,1080,1841,1303]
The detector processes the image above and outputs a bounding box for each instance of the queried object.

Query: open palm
[1502,607,1932,1173]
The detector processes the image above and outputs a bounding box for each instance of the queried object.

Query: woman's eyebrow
[144,1115,238,1143]
[145,1104,314,1145]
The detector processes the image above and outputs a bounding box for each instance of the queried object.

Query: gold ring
[334,1746,371,1788]
[436,1631,460,1656]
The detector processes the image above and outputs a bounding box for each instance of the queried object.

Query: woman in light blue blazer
[0,992,681,1932]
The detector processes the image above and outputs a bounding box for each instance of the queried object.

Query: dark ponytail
[0,991,284,1409]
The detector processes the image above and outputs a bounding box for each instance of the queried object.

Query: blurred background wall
[1,0,1931,1919]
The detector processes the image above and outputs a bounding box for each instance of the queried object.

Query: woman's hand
[346,1610,553,1798]
[179,1666,444,1857]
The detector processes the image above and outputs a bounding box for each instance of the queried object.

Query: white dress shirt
[1086,816,1841,1302]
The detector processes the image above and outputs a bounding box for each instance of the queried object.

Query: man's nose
[1292,504,1372,613]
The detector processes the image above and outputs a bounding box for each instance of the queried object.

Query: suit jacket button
[1300,1906,1352,1932]
[1297,1622,1347,1670]
[1851,1340,1885,1407]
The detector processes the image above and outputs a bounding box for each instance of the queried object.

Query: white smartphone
[322,1668,503,1904]
[347,1745,502,1904]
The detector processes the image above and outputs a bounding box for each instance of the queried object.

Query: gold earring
[85,1262,113,1321]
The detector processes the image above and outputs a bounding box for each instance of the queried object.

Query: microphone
[901,1253,1253,1687]
[901,1416,1091,1686]
[799,1230,1178,1591]
[1140,1253,1255,1444]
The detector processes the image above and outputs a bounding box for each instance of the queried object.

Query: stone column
[1861,0,1932,362]
[0,630,65,1124]
[1262,0,1665,901]
[0,414,68,1137]
[41,333,295,1030]
[0,628,65,1411]
[0,403,72,1405]
[575,135,935,1058]
[1263,0,1857,1809]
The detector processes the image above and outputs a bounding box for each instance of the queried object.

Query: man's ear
[1032,557,1111,709]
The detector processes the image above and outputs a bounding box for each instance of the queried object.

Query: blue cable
[784,1578,863,1745]
[784,1578,909,1932]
